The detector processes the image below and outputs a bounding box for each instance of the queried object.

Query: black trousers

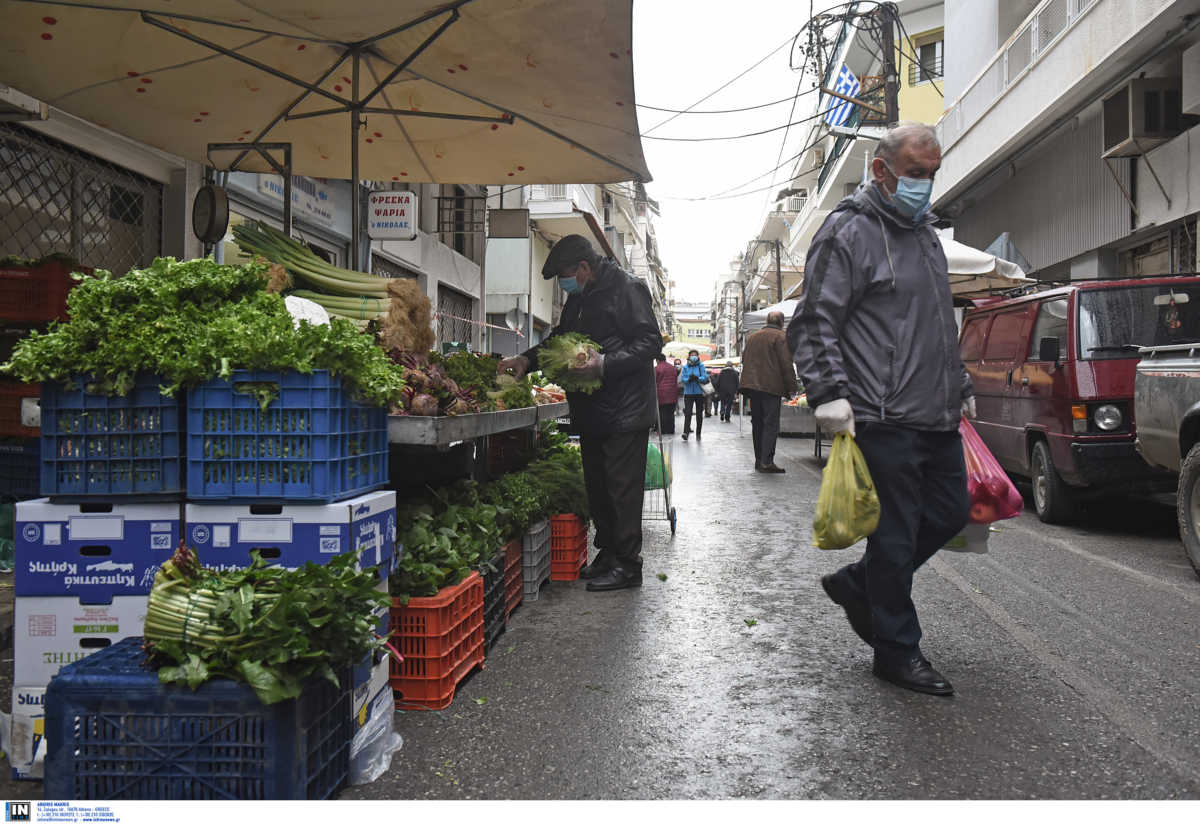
[658,403,676,434]
[828,423,969,663]
[746,390,782,465]
[683,395,705,436]
[718,395,735,420]
[580,429,650,573]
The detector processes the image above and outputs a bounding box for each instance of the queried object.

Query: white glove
[815,398,855,437]
[569,348,605,382]
[497,355,530,379]
[962,396,976,418]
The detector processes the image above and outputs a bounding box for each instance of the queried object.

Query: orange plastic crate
[550,514,586,540]
[550,533,587,581]
[0,261,88,324]
[390,570,483,641]
[0,381,39,437]
[503,560,523,618]
[392,635,484,711]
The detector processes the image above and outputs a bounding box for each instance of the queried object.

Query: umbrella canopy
[0,0,650,183]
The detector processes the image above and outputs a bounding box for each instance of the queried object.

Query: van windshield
[1077,283,1200,360]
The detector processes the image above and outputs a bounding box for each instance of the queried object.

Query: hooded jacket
[523,257,661,436]
[787,183,972,432]
[679,360,708,396]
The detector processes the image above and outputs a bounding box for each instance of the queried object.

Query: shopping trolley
[644,425,676,534]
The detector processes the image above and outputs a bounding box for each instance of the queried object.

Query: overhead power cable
[657,160,826,202]
[640,108,831,142]
[635,91,816,115]
[642,32,797,136]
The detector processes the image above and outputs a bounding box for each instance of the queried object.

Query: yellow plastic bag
[813,432,881,549]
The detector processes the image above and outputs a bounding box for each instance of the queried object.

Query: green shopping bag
[645,442,671,489]
[813,432,880,549]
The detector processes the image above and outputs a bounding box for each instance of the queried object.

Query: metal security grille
[437,285,473,348]
[371,253,419,279]
[0,123,162,273]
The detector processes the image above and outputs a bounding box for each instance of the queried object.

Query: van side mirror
[1038,336,1061,365]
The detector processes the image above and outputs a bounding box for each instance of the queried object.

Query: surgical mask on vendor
[881,159,933,221]
[559,276,582,294]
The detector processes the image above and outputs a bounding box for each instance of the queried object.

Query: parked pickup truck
[1134,342,1200,578]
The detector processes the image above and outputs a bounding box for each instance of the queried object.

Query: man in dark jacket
[788,123,974,696]
[715,365,739,422]
[498,234,661,592]
[740,311,798,473]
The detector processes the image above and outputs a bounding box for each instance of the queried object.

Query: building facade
[934,0,1200,281]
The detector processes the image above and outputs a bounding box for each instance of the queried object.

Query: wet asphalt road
[347,413,1200,800]
[3,414,1198,800]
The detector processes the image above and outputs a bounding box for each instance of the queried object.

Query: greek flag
[824,64,861,126]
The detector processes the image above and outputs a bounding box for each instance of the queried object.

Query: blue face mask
[688,356,699,364]
[882,160,933,222]
[559,276,582,294]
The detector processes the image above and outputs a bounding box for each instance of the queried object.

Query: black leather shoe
[585,567,642,592]
[761,464,785,473]
[578,558,613,580]
[873,654,954,696]
[682,432,689,441]
[754,462,765,472]
[821,574,873,645]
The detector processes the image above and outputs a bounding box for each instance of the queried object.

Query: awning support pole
[351,49,363,271]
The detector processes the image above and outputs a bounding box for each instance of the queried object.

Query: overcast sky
[632,1,839,304]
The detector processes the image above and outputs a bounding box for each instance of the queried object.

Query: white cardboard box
[14,595,147,687]
[184,490,397,577]
[9,686,46,780]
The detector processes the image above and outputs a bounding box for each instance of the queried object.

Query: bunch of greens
[441,351,501,407]
[481,470,548,540]
[525,448,588,521]
[537,333,604,394]
[489,372,536,410]
[391,480,504,601]
[1,257,405,407]
[144,542,389,705]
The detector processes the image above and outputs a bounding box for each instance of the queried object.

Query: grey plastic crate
[522,519,551,600]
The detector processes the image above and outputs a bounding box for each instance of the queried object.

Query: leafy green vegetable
[144,541,389,705]
[537,333,604,394]
[1,257,405,407]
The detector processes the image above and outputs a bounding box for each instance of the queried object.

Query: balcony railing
[529,184,568,200]
[937,0,1099,151]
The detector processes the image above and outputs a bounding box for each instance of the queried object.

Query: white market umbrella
[941,235,1032,296]
[1,0,650,185]
[743,299,798,333]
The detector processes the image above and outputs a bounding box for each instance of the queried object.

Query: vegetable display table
[779,403,816,436]
[387,402,569,448]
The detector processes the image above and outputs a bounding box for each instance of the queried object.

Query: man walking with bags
[788,123,974,696]
[498,234,662,593]
[740,311,798,473]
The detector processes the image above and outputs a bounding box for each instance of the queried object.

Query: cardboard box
[352,578,391,690]
[14,595,147,687]
[15,499,181,603]
[353,655,390,727]
[9,686,46,781]
[184,490,397,580]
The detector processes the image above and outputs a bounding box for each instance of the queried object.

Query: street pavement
[3,413,1198,800]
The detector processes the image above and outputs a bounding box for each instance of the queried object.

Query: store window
[910,39,943,85]
[437,284,474,350]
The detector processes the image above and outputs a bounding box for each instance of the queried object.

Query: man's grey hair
[766,311,785,327]
[873,122,939,163]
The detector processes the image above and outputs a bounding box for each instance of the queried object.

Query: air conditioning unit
[1102,78,1194,157]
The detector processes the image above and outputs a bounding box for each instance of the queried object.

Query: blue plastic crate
[0,438,39,500]
[40,375,184,499]
[45,637,352,800]
[186,370,387,503]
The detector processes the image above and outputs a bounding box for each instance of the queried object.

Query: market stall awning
[0,0,651,183]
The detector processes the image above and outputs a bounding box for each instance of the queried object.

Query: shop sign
[255,174,337,229]
[368,191,418,240]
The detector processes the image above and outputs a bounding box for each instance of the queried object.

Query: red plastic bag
[960,418,1024,524]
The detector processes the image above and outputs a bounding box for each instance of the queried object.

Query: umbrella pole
[351,50,363,272]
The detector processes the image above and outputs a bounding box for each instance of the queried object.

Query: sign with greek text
[368,191,418,240]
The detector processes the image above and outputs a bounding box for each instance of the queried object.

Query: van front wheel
[1175,443,1200,580]
[1031,440,1076,524]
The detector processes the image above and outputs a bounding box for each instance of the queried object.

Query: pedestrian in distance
[715,363,740,422]
[740,311,798,473]
[678,350,709,442]
[498,234,662,593]
[673,358,683,415]
[788,123,975,696]
[654,352,678,435]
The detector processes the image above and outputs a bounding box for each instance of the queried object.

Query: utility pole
[881,5,899,125]
[774,239,783,303]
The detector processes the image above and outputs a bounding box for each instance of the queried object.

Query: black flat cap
[541,234,596,279]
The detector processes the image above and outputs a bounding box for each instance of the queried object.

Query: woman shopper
[679,350,710,442]
[654,353,679,434]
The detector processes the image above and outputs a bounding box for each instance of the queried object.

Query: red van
[959,276,1200,523]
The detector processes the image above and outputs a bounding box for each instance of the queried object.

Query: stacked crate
[522,519,551,601]
[550,514,588,581]
[503,537,523,619]
[389,571,484,710]
[481,548,507,651]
